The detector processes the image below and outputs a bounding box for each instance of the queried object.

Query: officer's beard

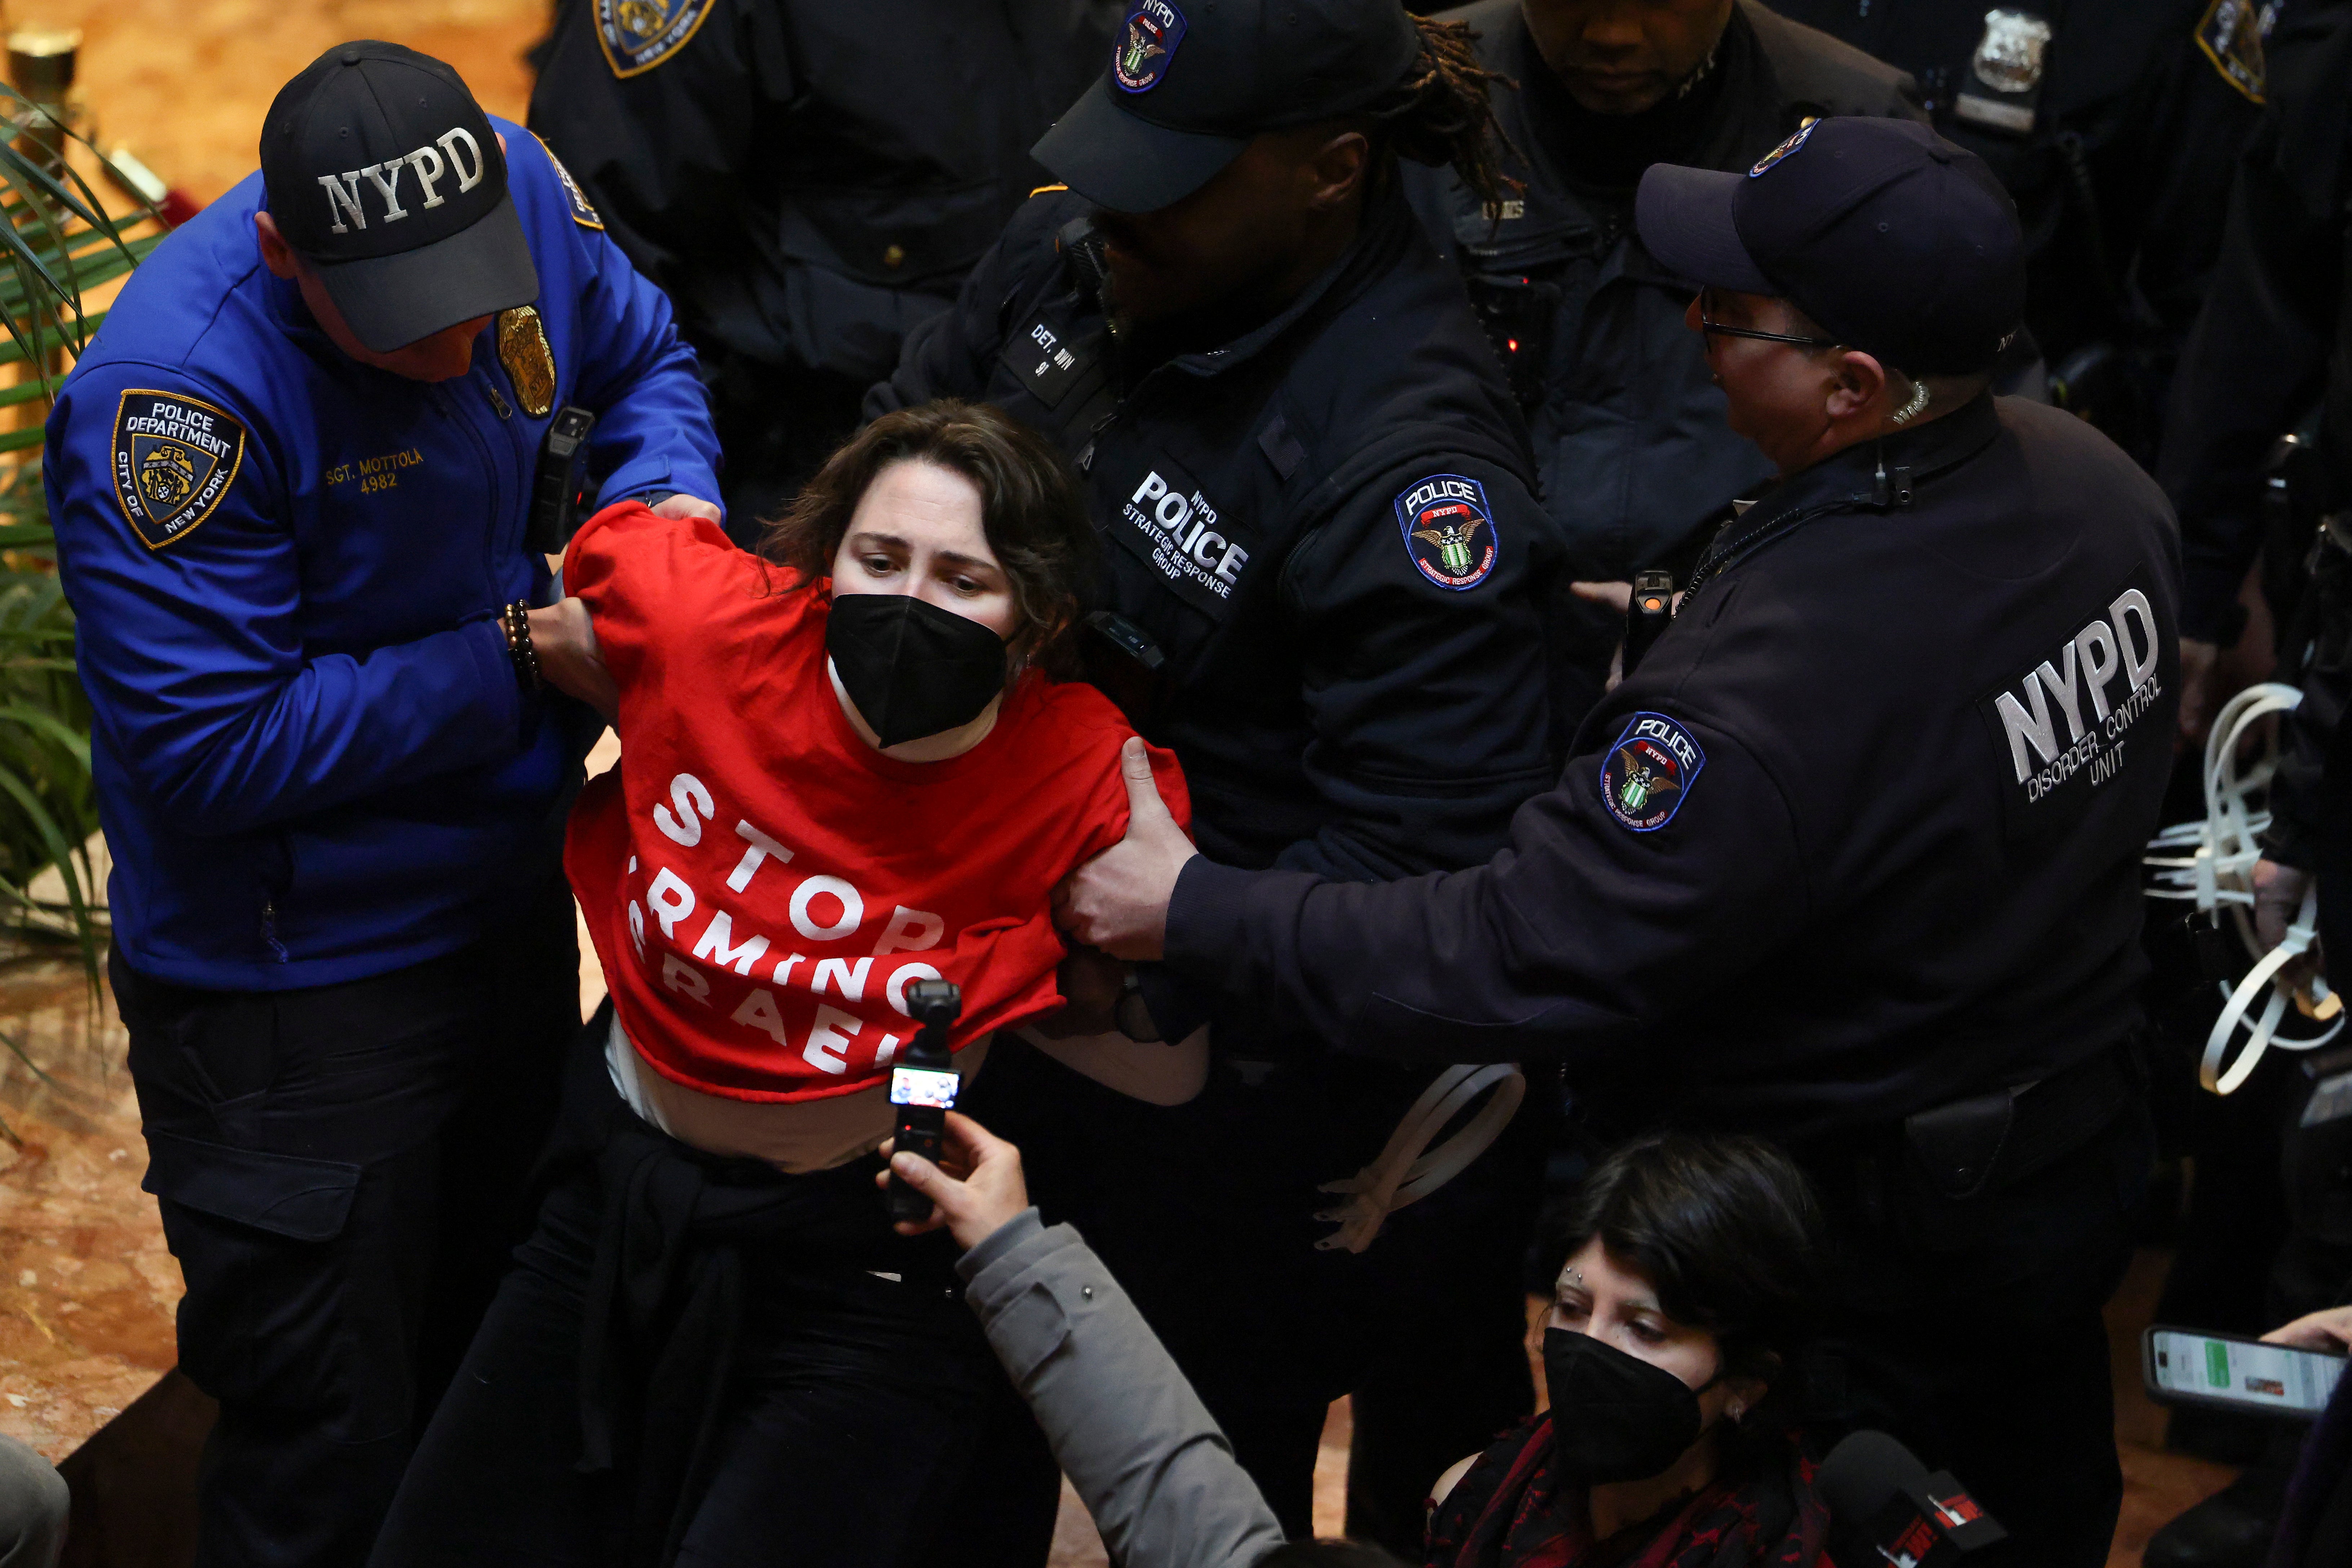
[1099,252,1291,386]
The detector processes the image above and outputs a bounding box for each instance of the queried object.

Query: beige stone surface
[18,0,547,208]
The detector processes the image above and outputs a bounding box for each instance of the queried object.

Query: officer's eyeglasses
[1696,288,1843,350]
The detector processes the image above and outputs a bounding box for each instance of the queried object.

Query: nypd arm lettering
[1985,584,2167,809]
[49,368,530,836]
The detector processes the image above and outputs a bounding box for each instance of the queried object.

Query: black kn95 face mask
[825,592,1009,748]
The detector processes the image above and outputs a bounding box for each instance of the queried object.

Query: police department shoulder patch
[1748,118,1817,178]
[1601,712,1705,832]
[533,133,605,230]
[110,389,247,552]
[595,0,718,79]
[1394,473,1497,591]
[1114,0,1187,93]
[2195,0,2270,103]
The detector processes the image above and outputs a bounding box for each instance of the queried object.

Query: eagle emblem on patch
[1394,473,1497,591]
[110,390,246,551]
[2195,0,2272,103]
[595,0,718,78]
[1601,713,1705,832]
[1114,0,1187,93]
[1748,118,1817,178]
[498,306,558,419]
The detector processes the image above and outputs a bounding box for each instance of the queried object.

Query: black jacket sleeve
[2156,32,2345,642]
[527,0,787,352]
[1163,705,1805,1064]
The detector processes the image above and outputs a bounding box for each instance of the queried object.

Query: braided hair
[1361,15,1524,218]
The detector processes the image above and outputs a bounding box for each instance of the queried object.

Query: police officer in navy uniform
[2145,7,2352,1562]
[1065,117,2179,1567]
[1774,0,2274,465]
[527,0,1121,536]
[873,0,1566,1550]
[1409,0,1921,721]
[45,44,718,1567]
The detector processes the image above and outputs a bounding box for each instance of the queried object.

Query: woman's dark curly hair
[758,399,1097,676]
[1546,1132,1827,1394]
[1359,15,1524,218]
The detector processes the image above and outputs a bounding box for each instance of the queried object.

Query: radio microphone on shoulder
[1820,1431,2007,1566]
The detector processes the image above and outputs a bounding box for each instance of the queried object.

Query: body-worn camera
[1622,569,1674,679]
[885,978,962,1223]
[525,405,597,555]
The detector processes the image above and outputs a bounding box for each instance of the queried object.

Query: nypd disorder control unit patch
[1394,473,1498,591]
[1602,712,1706,832]
[111,390,246,551]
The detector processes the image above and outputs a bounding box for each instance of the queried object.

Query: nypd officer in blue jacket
[45,43,718,1568]
[1066,118,2180,1565]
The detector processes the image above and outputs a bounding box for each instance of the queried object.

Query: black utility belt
[1898,1038,2142,1203]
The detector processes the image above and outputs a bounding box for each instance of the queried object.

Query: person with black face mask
[367,399,1192,1568]
[1424,1134,1832,1566]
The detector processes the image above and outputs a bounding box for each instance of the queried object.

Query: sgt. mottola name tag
[110,390,247,551]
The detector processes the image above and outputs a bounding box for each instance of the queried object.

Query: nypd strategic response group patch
[1602,712,1705,832]
[111,390,245,552]
[1394,474,1497,591]
[1114,0,1186,93]
[596,0,717,78]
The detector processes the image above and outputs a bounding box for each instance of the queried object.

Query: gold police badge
[497,306,557,419]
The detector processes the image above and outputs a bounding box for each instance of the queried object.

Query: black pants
[963,1036,1544,1555]
[368,1044,1000,1568]
[1805,1094,2156,1568]
[113,896,578,1568]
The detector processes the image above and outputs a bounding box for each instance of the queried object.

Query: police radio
[1621,569,1673,679]
[885,978,963,1223]
[526,405,597,555]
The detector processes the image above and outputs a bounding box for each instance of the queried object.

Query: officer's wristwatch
[1115,969,1163,1043]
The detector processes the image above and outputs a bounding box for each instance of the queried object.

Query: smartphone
[2144,1325,2347,1419]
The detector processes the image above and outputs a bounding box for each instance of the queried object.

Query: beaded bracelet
[500,600,541,691]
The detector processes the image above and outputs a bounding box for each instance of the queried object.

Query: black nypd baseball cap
[1633,117,2024,375]
[1034,0,1422,215]
[260,42,537,353]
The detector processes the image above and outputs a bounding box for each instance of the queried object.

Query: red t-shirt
[563,501,1188,1103]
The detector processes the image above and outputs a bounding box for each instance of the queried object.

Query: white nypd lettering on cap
[315,125,487,233]
[1114,0,1188,93]
[1991,587,2165,801]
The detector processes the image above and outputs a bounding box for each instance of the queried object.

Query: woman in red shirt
[372,401,1186,1568]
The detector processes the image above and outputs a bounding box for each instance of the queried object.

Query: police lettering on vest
[314,126,488,233]
[1115,463,1251,616]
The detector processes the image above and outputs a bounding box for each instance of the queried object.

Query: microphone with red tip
[1820,1431,2008,1566]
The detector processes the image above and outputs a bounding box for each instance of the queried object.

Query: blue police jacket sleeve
[47,367,525,837]
[508,129,720,507]
[1274,454,1561,883]
[1163,712,1807,1064]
